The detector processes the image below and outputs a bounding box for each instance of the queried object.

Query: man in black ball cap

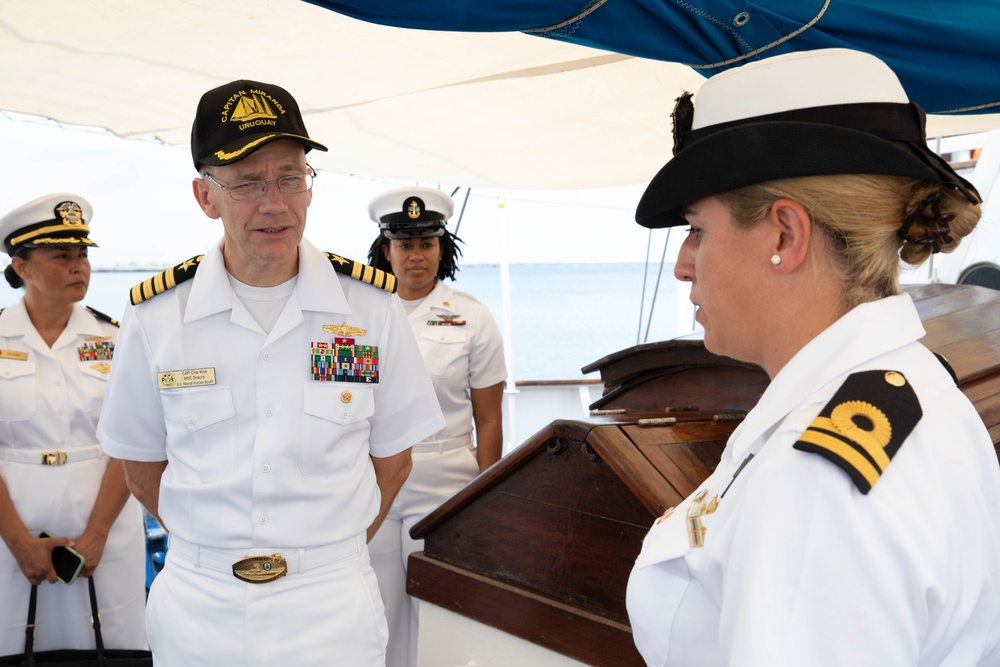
[97,79,444,666]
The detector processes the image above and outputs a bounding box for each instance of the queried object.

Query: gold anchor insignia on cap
[341,391,353,403]
[232,554,288,584]
[323,322,367,337]
[407,198,422,219]
[56,201,85,226]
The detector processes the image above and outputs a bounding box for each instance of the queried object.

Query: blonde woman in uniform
[0,194,146,654]
[367,186,507,667]
[626,49,1000,666]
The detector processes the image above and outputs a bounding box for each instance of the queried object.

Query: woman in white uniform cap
[626,49,1000,665]
[0,194,146,654]
[366,186,507,667]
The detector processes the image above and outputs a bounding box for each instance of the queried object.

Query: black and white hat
[0,193,97,255]
[369,186,454,239]
[636,48,980,229]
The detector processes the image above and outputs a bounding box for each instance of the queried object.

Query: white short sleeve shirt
[97,239,444,548]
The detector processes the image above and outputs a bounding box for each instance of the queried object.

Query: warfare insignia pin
[323,322,367,337]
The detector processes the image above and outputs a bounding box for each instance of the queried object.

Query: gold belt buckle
[232,553,288,584]
[41,451,67,465]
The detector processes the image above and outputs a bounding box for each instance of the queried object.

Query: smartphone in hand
[39,531,85,584]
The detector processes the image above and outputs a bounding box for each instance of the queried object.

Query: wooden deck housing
[408,284,1000,665]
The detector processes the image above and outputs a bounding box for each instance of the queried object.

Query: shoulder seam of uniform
[792,369,922,495]
[324,252,396,293]
[130,255,204,305]
[85,305,120,328]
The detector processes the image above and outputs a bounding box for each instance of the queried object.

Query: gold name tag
[158,367,217,389]
[0,349,28,361]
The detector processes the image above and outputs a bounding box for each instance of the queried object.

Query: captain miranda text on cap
[190,80,328,169]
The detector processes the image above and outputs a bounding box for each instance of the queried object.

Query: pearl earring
[770,254,782,266]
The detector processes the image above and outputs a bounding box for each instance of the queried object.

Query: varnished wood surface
[408,554,646,667]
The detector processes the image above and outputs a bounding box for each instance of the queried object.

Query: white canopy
[2,0,998,190]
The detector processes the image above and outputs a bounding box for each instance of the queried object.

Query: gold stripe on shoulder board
[793,370,921,495]
[130,255,205,305]
[325,253,396,293]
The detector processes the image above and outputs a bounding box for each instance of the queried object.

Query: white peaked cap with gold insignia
[368,186,454,239]
[0,193,97,255]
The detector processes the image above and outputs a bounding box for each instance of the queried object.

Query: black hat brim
[636,121,979,229]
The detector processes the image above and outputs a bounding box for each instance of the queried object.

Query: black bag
[0,577,152,666]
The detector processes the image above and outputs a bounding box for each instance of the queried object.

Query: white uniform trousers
[369,438,479,667]
[148,533,385,667]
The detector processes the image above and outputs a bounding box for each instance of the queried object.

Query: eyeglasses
[204,166,316,201]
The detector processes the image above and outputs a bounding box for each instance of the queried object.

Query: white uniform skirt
[0,452,147,653]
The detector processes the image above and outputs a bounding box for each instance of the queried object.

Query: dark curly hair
[367,230,465,282]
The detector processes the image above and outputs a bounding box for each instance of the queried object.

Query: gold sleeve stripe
[130,283,144,305]
[351,261,364,281]
[165,268,177,290]
[810,416,891,471]
[153,271,166,295]
[362,264,374,284]
[797,429,881,489]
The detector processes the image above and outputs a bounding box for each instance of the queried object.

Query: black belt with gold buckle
[232,554,288,584]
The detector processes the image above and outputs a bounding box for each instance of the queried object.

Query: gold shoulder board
[130,255,204,305]
[793,370,922,494]
[85,305,120,327]
[325,252,396,293]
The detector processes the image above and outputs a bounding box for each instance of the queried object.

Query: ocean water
[0,263,691,380]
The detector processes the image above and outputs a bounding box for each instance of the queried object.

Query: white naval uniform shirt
[408,280,507,446]
[97,239,445,549]
[626,293,1000,667]
[0,300,146,653]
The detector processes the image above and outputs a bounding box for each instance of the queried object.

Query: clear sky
[0,112,681,270]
